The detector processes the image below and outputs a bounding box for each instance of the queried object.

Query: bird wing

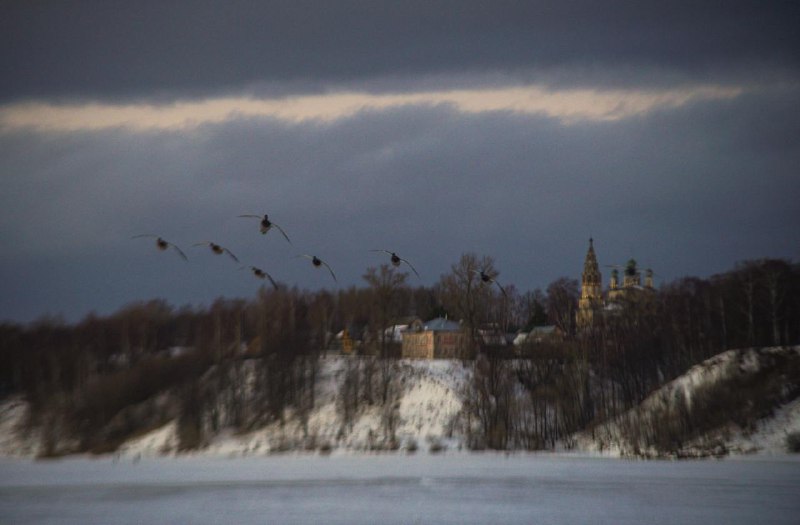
[238,214,262,219]
[271,222,292,244]
[319,260,337,282]
[246,266,277,288]
[494,280,508,298]
[132,234,158,239]
[400,257,421,278]
[264,271,278,290]
[224,248,240,263]
[169,243,188,261]
[370,249,392,255]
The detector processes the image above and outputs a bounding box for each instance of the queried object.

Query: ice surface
[1,454,799,525]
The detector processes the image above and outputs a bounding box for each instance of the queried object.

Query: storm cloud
[2,1,798,102]
[1,2,799,322]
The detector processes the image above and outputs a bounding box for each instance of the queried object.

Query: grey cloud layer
[2,1,799,102]
[2,2,799,323]
[2,86,798,322]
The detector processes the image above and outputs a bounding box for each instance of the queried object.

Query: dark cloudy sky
[2,1,799,323]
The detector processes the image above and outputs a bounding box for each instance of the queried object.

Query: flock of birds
[133,213,507,296]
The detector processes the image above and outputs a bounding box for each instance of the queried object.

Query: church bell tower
[577,238,603,330]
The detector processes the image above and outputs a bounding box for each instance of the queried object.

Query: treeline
[0,256,797,455]
[462,258,800,451]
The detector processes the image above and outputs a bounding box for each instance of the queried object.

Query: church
[576,238,655,331]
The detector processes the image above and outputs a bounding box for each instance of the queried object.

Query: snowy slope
[2,349,798,459]
[578,346,800,457]
[0,397,40,458]
[117,358,470,458]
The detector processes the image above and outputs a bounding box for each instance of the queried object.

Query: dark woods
[0,257,797,455]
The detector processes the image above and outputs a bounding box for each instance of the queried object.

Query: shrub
[428,439,445,454]
[786,432,800,453]
[70,351,211,451]
[620,349,800,457]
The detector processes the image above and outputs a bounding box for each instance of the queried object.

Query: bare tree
[518,289,548,329]
[761,260,790,346]
[463,353,515,450]
[363,265,408,357]
[546,277,579,336]
[363,264,409,407]
[438,253,500,357]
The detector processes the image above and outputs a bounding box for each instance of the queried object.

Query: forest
[1,255,798,456]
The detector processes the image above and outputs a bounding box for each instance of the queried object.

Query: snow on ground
[727,396,800,455]
[116,422,180,458]
[2,349,798,459]
[107,358,470,458]
[0,396,40,458]
[394,359,468,451]
[577,346,800,457]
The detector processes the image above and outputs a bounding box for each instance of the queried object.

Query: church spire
[582,238,601,289]
[577,238,603,330]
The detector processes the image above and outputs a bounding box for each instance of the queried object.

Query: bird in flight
[132,234,187,260]
[238,214,291,244]
[243,266,278,289]
[472,269,508,298]
[298,254,337,282]
[370,250,420,278]
[193,241,239,263]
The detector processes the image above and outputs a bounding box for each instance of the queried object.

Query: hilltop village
[1,240,798,457]
[334,238,656,360]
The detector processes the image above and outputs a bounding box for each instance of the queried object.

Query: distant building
[478,329,511,347]
[577,238,604,330]
[576,238,656,331]
[401,317,466,359]
[513,325,564,346]
[531,325,563,342]
[381,316,421,345]
[383,324,409,344]
[334,325,366,355]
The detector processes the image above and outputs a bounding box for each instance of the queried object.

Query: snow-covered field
[1,454,799,524]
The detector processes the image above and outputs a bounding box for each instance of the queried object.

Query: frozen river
[1,453,799,524]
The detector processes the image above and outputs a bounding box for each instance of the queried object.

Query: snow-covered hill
[578,346,800,458]
[1,348,798,459]
[0,358,471,458]
[185,358,470,457]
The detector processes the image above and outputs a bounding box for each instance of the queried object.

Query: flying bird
[298,254,337,282]
[238,214,291,244]
[193,241,239,263]
[472,269,508,298]
[243,266,278,289]
[132,234,187,260]
[370,250,420,277]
